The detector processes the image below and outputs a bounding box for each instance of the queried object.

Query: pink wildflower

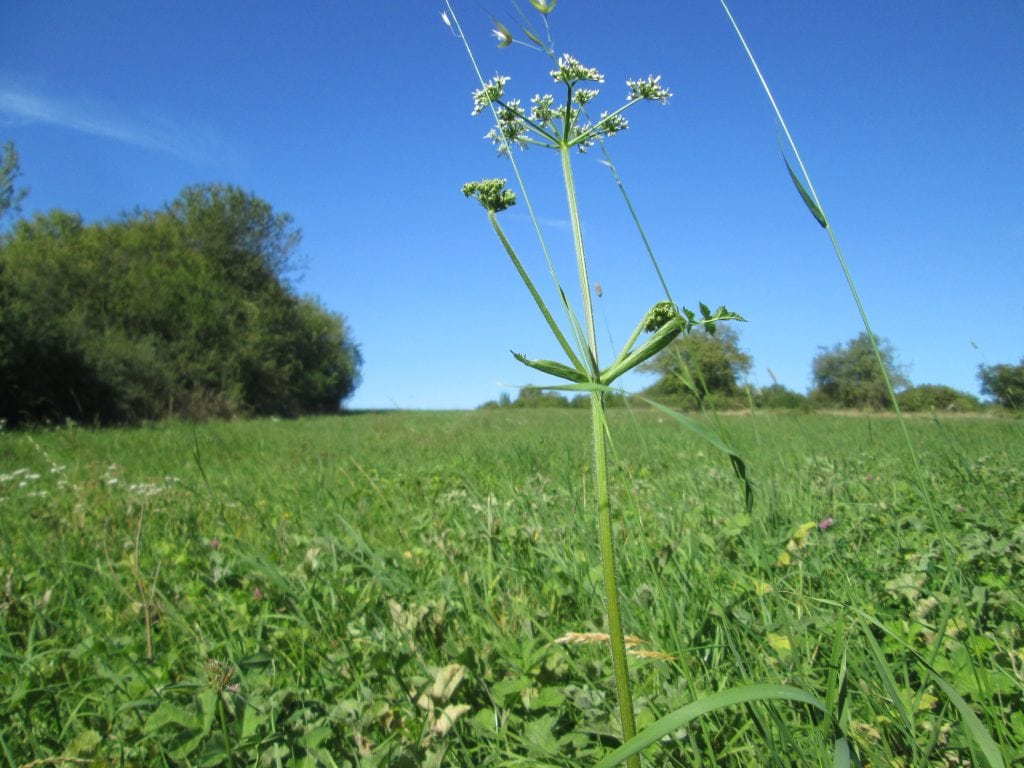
[818,517,835,532]
[209,537,221,550]
[252,586,263,602]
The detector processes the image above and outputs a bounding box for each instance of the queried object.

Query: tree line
[481,323,1023,412]
[1,142,361,426]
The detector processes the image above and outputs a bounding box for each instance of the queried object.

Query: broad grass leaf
[833,736,851,768]
[593,684,825,768]
[783,152,827,228]
[640,396,754,512]
[929,670,1005,768]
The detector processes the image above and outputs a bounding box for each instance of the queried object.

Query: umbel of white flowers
[471,54,671,155]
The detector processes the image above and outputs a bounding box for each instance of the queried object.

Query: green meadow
[1,410,1022,766]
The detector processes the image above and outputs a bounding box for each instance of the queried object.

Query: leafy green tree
[639,325,752,406]
[978,359,1024,410]
[512,386,569,408]
[0,184,361,425]
[0,141,28,224]
[810,332,908,409]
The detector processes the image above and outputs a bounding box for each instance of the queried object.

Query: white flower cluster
[551,54,604,86]
[627,75,672,105]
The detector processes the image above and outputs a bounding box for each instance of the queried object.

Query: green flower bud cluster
[462,179,517,213]
[643,301,679,332]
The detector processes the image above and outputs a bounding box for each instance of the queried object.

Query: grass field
[1,410,1022,766]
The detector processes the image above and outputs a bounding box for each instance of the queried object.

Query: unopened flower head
[462,178,517,213]
[644,301,678,332]
[627,75,672,105]
[551,54,604,86]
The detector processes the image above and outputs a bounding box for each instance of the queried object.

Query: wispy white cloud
[0,80,217,163]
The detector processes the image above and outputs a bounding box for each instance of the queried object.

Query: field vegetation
[1,410,1022,766]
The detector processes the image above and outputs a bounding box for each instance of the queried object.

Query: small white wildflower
[472,75,510,115]
[627,75,672,104]
[551,54,604,85]
[529,93,557,123]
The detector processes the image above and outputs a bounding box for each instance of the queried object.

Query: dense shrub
[0,184,361,425]
[897,384,981,412]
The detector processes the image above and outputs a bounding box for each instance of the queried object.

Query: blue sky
[2,1,1021,410]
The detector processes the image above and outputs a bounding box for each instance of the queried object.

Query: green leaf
[511,351,589,383]
[640,397,754,512]
[144,701,201,733]
[833,736,851,768]
[593,684,825,768]
[66,729,102,757]
[929,670,1006,768]
[783,152,828,228]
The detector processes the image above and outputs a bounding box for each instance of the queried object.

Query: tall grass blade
[833,736,851,768]
[640,396,753,512]
[928,669,1006,768]
[592,684,825,768]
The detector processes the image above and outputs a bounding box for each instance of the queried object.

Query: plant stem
[591,393,639,765]
[560,145,599,375]
[561,142,638,765]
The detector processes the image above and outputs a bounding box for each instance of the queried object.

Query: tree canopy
[639,324,752,407]
[810,332,908,409]
[978,359,1024,410]
[0,142,28,225]
[0,183,361,425]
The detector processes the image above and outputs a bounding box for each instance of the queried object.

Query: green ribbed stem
[561,143,639,767]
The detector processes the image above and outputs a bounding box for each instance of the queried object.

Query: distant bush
[897,384,981,412]
[755,384,811,410]
[0,184,361,426]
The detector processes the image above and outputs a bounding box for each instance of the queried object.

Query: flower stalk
[454,13,740,764]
